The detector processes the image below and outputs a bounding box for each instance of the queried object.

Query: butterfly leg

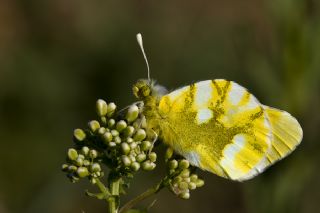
[149,129,158,154]
[117,101,144,115]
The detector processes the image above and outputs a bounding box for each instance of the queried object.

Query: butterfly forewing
[157,79,302,181]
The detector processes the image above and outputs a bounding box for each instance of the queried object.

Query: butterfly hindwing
[263,105,303,164]
[157,80,300,181]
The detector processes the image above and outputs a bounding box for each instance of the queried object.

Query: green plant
[62,99,204,213]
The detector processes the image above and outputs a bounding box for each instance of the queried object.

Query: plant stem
[119,180,165,213]
[96,178,111,201]
[108,177,121,213]
[95,178,111,198]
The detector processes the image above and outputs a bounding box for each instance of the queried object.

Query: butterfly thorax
[132,79,167,131]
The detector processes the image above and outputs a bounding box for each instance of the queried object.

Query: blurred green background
[0,0,319,212]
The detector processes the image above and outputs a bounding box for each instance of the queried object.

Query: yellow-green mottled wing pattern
[157,80,302,181]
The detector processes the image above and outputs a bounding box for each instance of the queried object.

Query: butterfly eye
[142,87,151,96]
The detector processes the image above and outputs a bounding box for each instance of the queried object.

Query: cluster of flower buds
[62,99,157,183]
[95,99,157,173]
[62,147,103,183]
[165,148,204,199]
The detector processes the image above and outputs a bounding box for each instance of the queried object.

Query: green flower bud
[188,182,197,190]
[88,120,100,132]
[108,119,116,128]
[130,142,138,149]
[133,129,146,141]
[141,141,151,151]
[179,160,190,169]
[142,161,156,171]
[96,99,108,117]
[68,165,78,172]
[100,116,107,125]
[172,182,178,189]
[129,155,136,162]
[77,167,89,178]
[114,136,122,144]
[179,192,190,199]
[116,120,127,133]
[67,148,78,161]
[89,150,98,159]
[111,130,119,137]
[131,162,140,171]
[183,177,190,183]
[172,176,183,184]
[178,182,189,190]
[102,132,113,144]
[121,155,131,167]
[123,126,135,137]
[195,179,204,187]
[90,163,101,173]
[180,169,190,178]
[73,129,86,142]
[165,147,174,160]
[126,105,139,123]
[108,142,117,147]
[81,146,90,156]
[168,160,178,170]
[98,127,106,135]
[142,161,152,171]
[83,160,90,166]
[136,153,146,162]
[75,157,84,166]
[107,102,116,117]
[127,137,134,143]
[107,102,116,112]
[132,120,140,129]
[148,152,157,162]
[190,174,198,182]
[78,154,85,159]
[121,142,131,155]
[61,164,69,172]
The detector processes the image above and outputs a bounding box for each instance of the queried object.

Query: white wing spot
[220,134,246,179]
[196,108,213,124]
[228,82,246,105]
[194,80,212,108]
[245,95,260,110]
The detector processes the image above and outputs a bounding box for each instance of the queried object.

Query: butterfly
[133,34,303,181]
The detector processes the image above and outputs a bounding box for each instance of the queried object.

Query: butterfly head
[133,79,168,101]
[133,79,151,99]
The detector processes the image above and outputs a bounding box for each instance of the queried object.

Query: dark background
[0,0,319,213]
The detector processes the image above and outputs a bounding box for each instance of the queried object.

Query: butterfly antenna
[136,33,151,84]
